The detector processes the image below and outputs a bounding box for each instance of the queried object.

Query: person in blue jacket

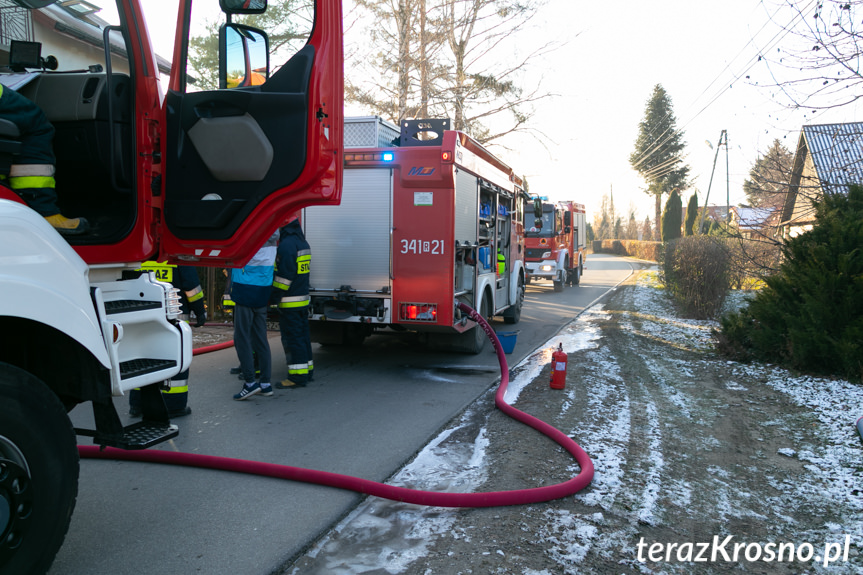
[273,215,313,388]
[231,230,279,400]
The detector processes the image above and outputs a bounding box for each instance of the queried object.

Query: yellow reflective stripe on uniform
[9,175,55,189]
[222,294,235,306]
[278,295,310,308]
[273,275,292,290]
[297,254,311,275]
[288,362,309,375]
[163,385,189,394]
[185,285,204,302]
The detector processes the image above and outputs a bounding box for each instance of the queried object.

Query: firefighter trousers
[279,306,313,384]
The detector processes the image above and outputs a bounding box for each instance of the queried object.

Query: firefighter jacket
[273,219,311,308]
[230,231,278,308]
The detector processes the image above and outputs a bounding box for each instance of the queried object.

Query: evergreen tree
[661,189,683,241]
[630,84,690,236]
[718,185,863,382]
[641,216,654,241]
[684,193,698,236]
[743,139,794,210]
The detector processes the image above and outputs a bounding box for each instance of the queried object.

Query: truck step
[76,421,179,450]
[120,358,177,380]
[104,299,163,315]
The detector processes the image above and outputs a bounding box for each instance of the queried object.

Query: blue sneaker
[233,382,261,401]
[259,383,274,397]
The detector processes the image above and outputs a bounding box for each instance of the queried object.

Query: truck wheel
[553,271,564,292]
[0,363,79,575]
[452,297,490,354]
[573,259,581,285]
[503,276,524,325]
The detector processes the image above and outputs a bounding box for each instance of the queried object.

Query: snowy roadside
[287,270,863,574]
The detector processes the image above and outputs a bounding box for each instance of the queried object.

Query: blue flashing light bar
[382,152,394,162]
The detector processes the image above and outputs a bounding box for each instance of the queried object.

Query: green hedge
[591,240,661,262]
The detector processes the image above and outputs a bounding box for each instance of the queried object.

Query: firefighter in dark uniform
[129,263,206,417]
[273,215,313,388]
[0,83,89,235]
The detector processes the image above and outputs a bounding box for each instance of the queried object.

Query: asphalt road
[50,254,637,575]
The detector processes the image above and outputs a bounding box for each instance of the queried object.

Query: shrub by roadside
[716,185,863,383]
[592,239,661,261]
[661,236,731,320]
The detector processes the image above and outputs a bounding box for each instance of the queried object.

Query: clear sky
[499,0,863,224]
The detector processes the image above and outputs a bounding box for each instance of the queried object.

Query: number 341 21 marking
[400,239,445,255]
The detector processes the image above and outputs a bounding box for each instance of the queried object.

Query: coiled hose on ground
[79,302,594,507]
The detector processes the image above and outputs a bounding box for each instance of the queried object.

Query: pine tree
[743,139,794,210]
[641,216,654,241]
[630,85,690,237]
[661,189,683,241]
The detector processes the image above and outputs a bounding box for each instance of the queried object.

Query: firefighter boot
[45,213,90,236]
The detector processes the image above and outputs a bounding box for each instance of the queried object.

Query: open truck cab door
[0,0,342,268]
[160,0,343,266]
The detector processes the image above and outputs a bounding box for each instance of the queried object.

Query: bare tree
[346,0,556,144]
[755,1,863,111]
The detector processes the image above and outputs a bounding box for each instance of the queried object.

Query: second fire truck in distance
[524,200,587,291]
[303,117,529,354]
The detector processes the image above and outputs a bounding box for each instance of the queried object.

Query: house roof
[781,122,863,227]
[731,206,777,230]
[801,122,863,194]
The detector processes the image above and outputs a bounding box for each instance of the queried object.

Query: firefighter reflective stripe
[8,164,55,190]
[296,250,311,274]
[497,251,506,275]
[222,294,235,307]
[185,285,204,302]
[278,295,310,308]
[138,261,175,283]
[273,275,292,290]
[288,362,310,376]
[164,384,189,394]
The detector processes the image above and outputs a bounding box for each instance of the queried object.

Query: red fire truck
[0,1,342,572]
[303,117,528,354]
[524,200,587,291]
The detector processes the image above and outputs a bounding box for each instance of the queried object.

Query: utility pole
[698,130,728,234]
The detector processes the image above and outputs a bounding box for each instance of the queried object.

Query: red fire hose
[79,302,594,507]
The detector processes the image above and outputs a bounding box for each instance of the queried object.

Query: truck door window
[185,0,313,93]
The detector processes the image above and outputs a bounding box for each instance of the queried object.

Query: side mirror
[534,218,543,229]
[563,211,571,226]
[565,226,571,234]
[220,0,266,14]
[533,198,543,219]
[220,24,269,89]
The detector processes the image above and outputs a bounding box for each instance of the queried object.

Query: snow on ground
[290,271,863,574]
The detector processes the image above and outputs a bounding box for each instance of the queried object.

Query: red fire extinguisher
[549,342,567,390]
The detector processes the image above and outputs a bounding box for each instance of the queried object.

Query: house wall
[33,19,130,75]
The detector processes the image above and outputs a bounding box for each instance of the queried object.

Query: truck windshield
[525,210,555,238]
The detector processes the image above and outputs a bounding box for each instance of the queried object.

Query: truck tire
[0,363,79,575]
[553,268,564,292]
[503,276,524,325]
[452,296,490,354]
[573,259,581,286]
